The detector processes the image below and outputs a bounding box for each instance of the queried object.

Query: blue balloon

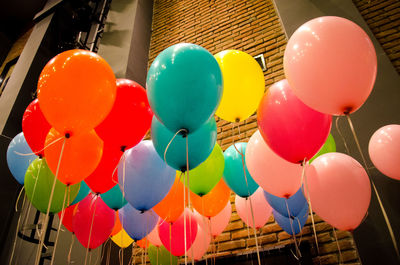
[274,203,309,235]
[101,184,127,210]
[264,187,307,218]
[151,116,217,171]
[223,143,258,197]
[146,43,223,134]
[6,132,37,184]
[70,181,91,205]
[119,203,158,240]
[118,140,175,211]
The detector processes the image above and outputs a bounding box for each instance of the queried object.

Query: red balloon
[58,204,77,233]
[22,99,51,157]
[96,79,153,150]
[72,194,115,249]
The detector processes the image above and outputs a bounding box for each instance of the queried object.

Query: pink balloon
[235,187,272,229]
[73,194,115,249]
[306,152,371,231]
[147,219,163,247]
[187,224,211,261]
[159,208,198,256]
[257,79,332,164]
[369,125,400,180]
[193,201,232,238]
[246,130,303,198]
[284,16,377,115]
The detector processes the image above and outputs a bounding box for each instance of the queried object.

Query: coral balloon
[111,212,122,236]
[284,16,377,115]
[257,79,332,163]
[111,228,133,248]
[187,224,211,261]
[309,134,336,163]
[147,220,163,247]
[120,204,158,240]
[235,187,272,229]
[37,49,116,135]
[137,238,150,249]
[22,99,51,157]
[148,245,178,265]
[44,128,103,185]
[246,130,303,198]
[58,204,77,233]
[215,50,265,122]
[306,152,371,231]
[369,124,400,180]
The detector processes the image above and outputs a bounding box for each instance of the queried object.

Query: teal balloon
[146,43,223,134]
[309,133,336,163]
[223,143,258,197]
[70,181,90,205]
[101,184,127,210]
[151,116,217,171]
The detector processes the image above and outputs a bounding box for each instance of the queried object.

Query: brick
[218,240,246,252]
[247,234,277,246]
[225,220,244,232]
[313,254,338,264]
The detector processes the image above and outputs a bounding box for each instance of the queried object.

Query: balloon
[187,143,224,196]
[147,43,223,134]
[70,181,90,205]
[193,201,232,238]
[264,187,307,218]
[158,208,198,256]
[119,204,158,240]
[187,224,211,261]
[111,212,122,236]
[284,16,377,115]
[274,203,309,235]
[96,79,153,150]
[111,228,134,248]
[147,220,163,247]
[153,173,187,223]
[235,187,272,229]
[100,184,127,210]
[306,152,371,231]
[118,140,175,211]
[309,134,336,163]
[223,143,258,197]
[22,99,51,157]
[24,158,80,213]
[37,49,116,135]
[137,238,150,249]
[214,50,265,122]
[257,79,332,163]
[151,116,217,172]
[73,194,115,249]
[148,245,178,265]
[6,132,37,184]
[368,124,400,180]
[44,128,103,185]
[58,204,77,233]
[246,130,303,198]
[191,178,231,218]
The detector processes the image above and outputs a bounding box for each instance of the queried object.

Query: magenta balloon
[73,194,115,249]
[235,187,272,229]
[369,124,400,180]
[284,16,377,115]
[306,152,371,231]
[246,130,303,198]
[158,208,198,256]
[257,79,332,163]
[187,224,211,261]
[147,219,163,247]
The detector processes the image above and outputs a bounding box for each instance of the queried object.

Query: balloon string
[295,217,304,248]
[84,196,98,265]
[335,116,351,155]
[89,250,93,265]
[185,136,195,265]
[332,227,342,264]
[285,200,301,259]
[14,186,25,212]
[8,190,26,265]
[345,114,400,261]
[95,239,107,265]
[106,239,112,265]
[14,135,64,156]
[34,137,67,265]
[201,200,208,265]
[141,248,144,264]
[67,234,75,265]
[112,151,126,185]
[163,128,188,167]
[156,247,158,265]
[0,134,13,140]
[119,248,123,265]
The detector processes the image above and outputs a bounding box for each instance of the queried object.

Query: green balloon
[186,144,224,196]
[148,245,177,265]
[24,158,80,213]
[309,134,336,163]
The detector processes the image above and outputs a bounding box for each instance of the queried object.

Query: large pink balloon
[284,16,377,115]
[306,152,371,231]
[193,201,232,238]
[159,208,198,256]
[235,187,272,229]
[246,130,303,198]
[369,125,400,181]
[257,79,332,164]
[147,219,163,247]
[187,224,211,261]
[73,194,115,249]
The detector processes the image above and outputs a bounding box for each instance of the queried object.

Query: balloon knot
[65,132,71,139]
[120,146,126,152]
[140,210,145,214]
[235,117,240,123]
[180,168,186,173]
[179,129,188,138]
[38,154,43,159]
[343,107,352,115]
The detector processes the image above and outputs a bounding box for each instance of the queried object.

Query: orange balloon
[191,178,231,218]
[153,172,188,223]
[136,238,150,249]
[37,49,116,135]
[44,128,103,185]
[110,212,122,236]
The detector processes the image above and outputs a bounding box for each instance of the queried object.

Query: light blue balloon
[70,181,90,205]
[101,184,127,210]
[273,203,309,235]
[223,143,258,197]
[151,116,217,171]
[146,43,223,134]
[118,140,175,211]
[7,132,37,184]
[119,203,158,240]
[264,187,307,218]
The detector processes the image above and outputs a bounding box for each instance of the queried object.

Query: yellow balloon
[111,228,133,248]
[215,50,265,122]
